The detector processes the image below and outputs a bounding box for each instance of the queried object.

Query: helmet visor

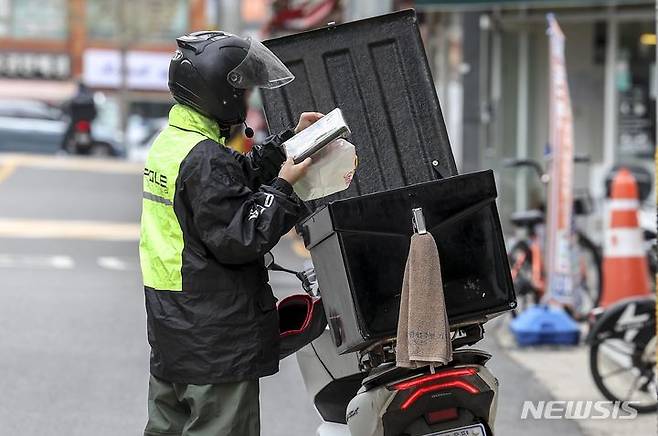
[227,38,294,90]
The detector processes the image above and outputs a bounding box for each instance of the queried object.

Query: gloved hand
[250,141,287,180]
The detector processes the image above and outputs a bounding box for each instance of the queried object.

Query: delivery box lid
[261,9,456,210]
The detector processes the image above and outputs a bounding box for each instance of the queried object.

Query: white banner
[545,14,576,306]
[83,49,171,91]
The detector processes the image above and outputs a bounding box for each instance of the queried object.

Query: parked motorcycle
[268,253,501,436]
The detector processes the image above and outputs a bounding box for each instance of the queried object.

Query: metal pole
[602,6,617,170]
[490,14,502,162]
[479,13,491,156]
[515,12,529,213]
[447,12,464,171]
[117,0,129,141]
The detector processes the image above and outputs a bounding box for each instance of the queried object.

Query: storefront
[0,0,74,100]
[415,0,656,234]
[0,0,209,150]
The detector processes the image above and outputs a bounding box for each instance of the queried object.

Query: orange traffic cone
[600,168,651,307]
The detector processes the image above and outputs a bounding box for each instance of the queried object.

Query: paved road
[0,155,582,435]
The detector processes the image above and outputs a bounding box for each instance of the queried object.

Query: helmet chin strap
[218,105,251,139]
[218,125,231,140]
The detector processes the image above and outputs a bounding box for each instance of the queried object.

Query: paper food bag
[286,138,357,201]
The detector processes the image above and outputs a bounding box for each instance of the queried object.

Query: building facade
[0,0,210,116]
[415,1,656,234]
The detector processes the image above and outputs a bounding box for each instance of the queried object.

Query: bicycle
[586,296,657,413]
[504,155,602,319]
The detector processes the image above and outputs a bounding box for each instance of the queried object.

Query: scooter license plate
[425,423,487,436]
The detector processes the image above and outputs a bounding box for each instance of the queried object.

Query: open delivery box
[261,10,516,355]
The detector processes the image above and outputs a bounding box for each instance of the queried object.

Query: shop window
[3,0,67,39]
[86,0,188,42]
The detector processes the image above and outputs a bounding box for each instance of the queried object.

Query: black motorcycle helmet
[168,31,294,127]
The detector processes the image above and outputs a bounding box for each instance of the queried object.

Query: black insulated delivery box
[261,10,516,354]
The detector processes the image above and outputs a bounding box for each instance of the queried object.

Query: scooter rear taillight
[393,367,481,410]
[399,380,480,410]
[75,120,91,133]
[392,367,477,390]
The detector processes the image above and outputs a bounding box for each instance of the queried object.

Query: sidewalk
[495,315,656,435]
[480,327,583,435]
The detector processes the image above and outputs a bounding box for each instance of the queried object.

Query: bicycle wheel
[589,298,657,413]
[508,239,539,314]
[572,232,602,317]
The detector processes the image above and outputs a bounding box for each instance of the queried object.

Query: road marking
[0,254,141,271]
[0,254,75,269]
[97,256,138,271]
[0,218,139,241]
[0,153,143,175]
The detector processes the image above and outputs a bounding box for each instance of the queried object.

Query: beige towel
[396,232,452,369]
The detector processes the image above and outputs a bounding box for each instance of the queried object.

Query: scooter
[267,253,500,436]
[63,119,93,155]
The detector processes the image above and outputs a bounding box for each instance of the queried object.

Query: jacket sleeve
[182,142,302,265]
[233,129,295,189]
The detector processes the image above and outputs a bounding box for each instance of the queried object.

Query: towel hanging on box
[396,231,452,369]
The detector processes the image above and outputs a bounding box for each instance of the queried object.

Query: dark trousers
[144,375,260,436]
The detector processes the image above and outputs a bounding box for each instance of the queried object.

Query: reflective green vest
[139,104,224,291]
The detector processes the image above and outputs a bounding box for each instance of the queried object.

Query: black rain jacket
[140,104,302,384]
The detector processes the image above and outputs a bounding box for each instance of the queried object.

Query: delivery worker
[140,31,322,436]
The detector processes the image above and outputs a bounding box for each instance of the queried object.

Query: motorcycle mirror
[264,252,275,269]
